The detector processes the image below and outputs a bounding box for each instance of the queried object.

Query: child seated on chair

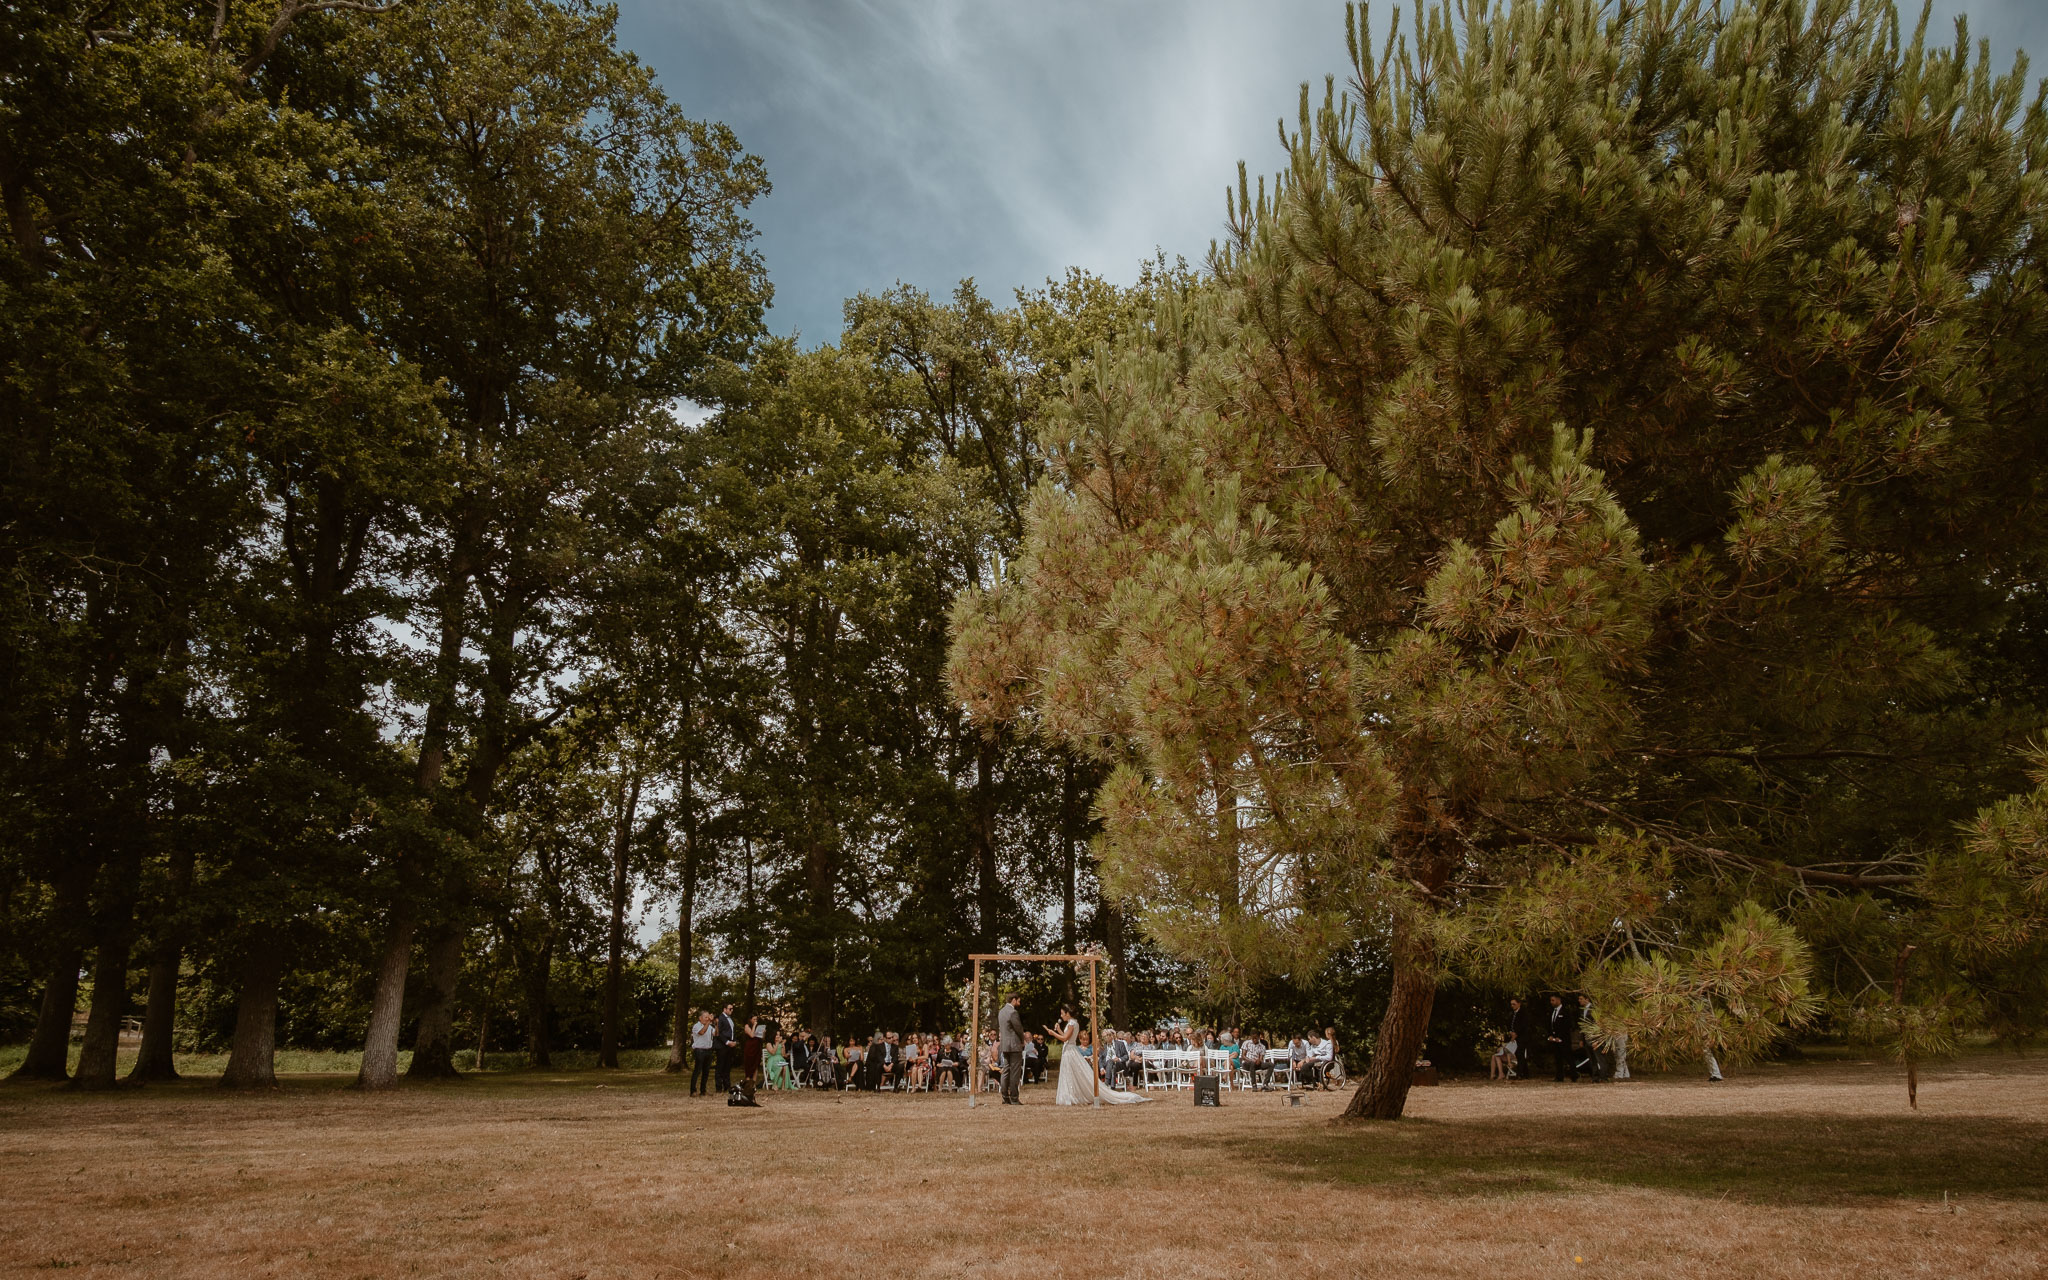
[1491,1036,1518,1081]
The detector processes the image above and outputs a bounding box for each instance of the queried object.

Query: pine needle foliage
[950,0,2048,1118]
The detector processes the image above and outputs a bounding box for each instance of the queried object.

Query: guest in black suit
[863,1031,889,1090]
[1546,994,1577,1081]
[1575,993,1606,1081]
[714,1003,738,1093]
[1506,997,1531,1080]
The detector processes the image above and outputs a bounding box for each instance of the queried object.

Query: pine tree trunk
[71,853,141,1091]
[405,924,465,1079]
[1342,915,1436,1121]
[220,939,284,1089]
[355,905,415,1089]
[11,944,83,1081]
[1104,903,1129,1029]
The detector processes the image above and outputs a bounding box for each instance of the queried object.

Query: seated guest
[842,1041,863,1088]
[1289,1035,1309,1086]
[932,1038,961,1089]
[1241,1036,1269,1089]
[1491,1035,1518,1081]
[813,1035,837,1088]
[1307,1031,1335,1089]
[764,1034,797,1090]
[787,1031,811,1085]
[1107,1030,1136,1088]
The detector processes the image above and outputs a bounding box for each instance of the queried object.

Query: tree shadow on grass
[1243,1112,2048,1205]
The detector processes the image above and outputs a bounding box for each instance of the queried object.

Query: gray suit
[997,1002,1025,1102]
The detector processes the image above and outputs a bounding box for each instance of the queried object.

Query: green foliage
[950,0,2048,1114]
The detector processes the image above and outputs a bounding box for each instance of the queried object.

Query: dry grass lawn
[2,1053,2043,1279]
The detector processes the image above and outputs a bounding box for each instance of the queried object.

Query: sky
[613,0,2048,348]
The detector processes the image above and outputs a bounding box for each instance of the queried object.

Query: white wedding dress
[1054,1019,1149,1106]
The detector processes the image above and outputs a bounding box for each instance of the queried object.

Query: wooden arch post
[966,951,1106,1108]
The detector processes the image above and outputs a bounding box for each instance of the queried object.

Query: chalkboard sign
[1193,1074,1221,1106]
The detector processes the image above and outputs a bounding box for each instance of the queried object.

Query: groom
[998,993,1025,1105]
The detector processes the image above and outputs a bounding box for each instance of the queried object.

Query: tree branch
[1574,798,1920,888]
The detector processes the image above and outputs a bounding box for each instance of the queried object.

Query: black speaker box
[1193,1074,1221,1106]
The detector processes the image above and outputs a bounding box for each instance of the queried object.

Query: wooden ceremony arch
[965,951,1105,1107]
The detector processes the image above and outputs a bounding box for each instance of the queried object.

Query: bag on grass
[728,1081,759,1107]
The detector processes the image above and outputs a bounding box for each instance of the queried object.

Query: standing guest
[997,994,1026,1104]
[714,1003,738,1094]
[741,1014,764,1086]
[1546,994,1576,1081]
[1575,993,1606,1081]
[1506,997,1532,1081]
[689,1010,718,1097]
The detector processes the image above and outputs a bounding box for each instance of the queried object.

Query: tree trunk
[10,944,83,1081]
[524,936,553,1068]
[128,945,183,1083]
[742,837,757,1018]
[406,923,466,1079]
[355,904,416,1089]
[598,760,641,1069]
[129,842,197,1083]
[663,776,699,1074]
[1342,915,1436,1120]
[220,938,285,1089]
[71,853,141,1091]
[1104,903,1129,1029]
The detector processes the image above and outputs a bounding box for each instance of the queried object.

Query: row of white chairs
[1130,1049,1306,1091]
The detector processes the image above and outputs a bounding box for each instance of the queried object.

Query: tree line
[1,0,1185,1091]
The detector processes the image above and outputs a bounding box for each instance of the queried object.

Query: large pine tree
[951,0,2048,1118]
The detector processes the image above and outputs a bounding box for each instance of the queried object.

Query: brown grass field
[2,1053,2044,1279]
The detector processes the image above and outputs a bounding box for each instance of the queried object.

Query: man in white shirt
[1240,1036,1269,1090]
[688,1011,718,1096]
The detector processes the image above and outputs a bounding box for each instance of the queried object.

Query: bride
[1045,1006,1149,1106]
